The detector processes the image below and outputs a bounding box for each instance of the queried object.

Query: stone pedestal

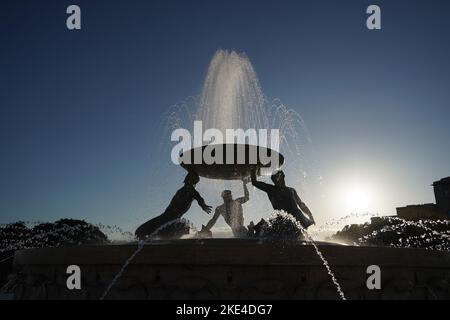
[11,239,450,300]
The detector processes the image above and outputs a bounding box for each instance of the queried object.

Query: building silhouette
[396,177,450,220]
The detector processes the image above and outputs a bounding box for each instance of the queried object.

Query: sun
[345,187,370,212]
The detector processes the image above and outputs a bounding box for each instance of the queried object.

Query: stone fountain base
[11,239,450,300]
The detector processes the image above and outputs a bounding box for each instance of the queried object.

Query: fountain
[7,50,450,300]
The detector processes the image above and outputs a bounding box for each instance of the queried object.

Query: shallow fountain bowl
[179,143,284,180]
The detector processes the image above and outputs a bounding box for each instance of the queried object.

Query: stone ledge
[13,239,450,268]
[11,239,450,299]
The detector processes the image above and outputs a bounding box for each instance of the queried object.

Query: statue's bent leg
[135,212,177,240]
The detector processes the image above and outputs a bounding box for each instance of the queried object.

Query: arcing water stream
[100,218,195,300]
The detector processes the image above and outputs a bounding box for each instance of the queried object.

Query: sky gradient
[1,0,450,233]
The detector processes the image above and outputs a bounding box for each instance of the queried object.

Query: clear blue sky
[1,0,449,232]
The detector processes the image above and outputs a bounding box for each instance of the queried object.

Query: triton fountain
[8,50,450,300]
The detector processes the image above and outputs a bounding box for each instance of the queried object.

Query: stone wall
[10,239,450,300]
